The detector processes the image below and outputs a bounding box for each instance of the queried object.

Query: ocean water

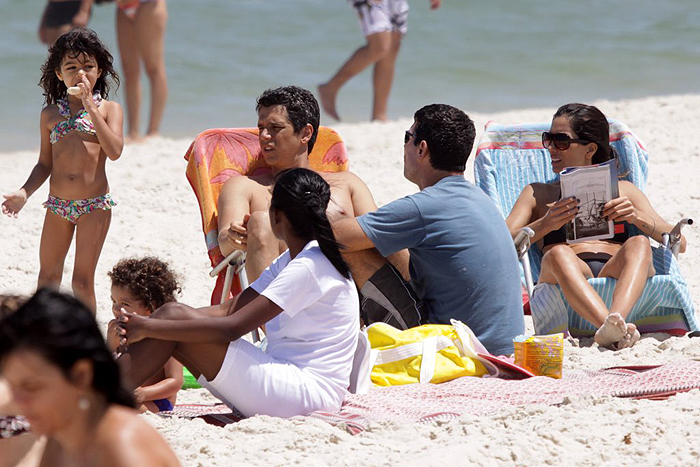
[0,0,698,151]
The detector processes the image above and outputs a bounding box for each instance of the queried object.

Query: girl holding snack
[1,28,123,313]
[107,257,183,413]
[116,168,360,418]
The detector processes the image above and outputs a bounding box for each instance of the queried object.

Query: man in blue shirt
[333,104,524,355]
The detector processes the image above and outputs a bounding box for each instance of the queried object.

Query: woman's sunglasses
[542,131,590,150]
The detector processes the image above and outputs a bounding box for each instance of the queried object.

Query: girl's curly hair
[39,28,120,105]
[108,257,181,312]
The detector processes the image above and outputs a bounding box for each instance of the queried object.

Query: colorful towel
[160,361,700,435]
[307,360,700,434]
[473,119,697,336]
[158,403,245,427]
[0,415,30,438]
[184,127,348,303]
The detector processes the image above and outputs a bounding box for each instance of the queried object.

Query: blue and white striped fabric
[473,119,697,337]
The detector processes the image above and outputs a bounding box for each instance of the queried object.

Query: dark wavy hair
[553,103,616,164]
[108,257,181,313]
[413,104,476,172]
[0,288,135,408]
[256,86,320,153]
[39,28,120,105]
[271,168,351,279]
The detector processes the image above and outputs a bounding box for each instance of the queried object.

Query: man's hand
[223,213,251,251]
[2,190,28,218]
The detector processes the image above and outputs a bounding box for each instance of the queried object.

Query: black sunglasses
[542,131,590,150]
[404,130,417,144]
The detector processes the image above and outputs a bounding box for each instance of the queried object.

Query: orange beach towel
[184,127,348,303]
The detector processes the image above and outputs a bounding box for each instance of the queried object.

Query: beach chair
[184,127,349,307]
[474,120,698,337]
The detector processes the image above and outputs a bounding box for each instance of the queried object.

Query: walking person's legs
[116,8,142,141]
[371,31,402,121]
[134,0,168,138]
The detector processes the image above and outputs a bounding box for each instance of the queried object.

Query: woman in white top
[117,168,360,418]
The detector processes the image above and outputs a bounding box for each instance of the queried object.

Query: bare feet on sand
[125,133,144,145]
[318,83,340,121]
[594,313,641,350]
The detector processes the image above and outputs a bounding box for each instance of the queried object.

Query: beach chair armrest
[513,227,535,260]
[209,251,261,343]
[513,227,536,298]
[662,218,693,258]
[210,250,247,277]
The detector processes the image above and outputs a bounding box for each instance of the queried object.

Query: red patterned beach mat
[160,361,700,434]
[308,360,700,434]
[158,404,244,427]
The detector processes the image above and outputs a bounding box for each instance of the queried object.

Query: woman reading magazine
[505,103,686,350]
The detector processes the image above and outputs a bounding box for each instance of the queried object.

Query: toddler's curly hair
[108,257,181,312]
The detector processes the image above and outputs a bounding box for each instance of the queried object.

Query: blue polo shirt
[357,175,524,355]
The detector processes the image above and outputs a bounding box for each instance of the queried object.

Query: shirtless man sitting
[217,86,421,328]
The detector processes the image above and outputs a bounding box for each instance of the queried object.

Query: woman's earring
[78,396,90,411]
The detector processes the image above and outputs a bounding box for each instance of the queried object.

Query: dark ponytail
[0,288,135,409]
[553,103,616,164]
[271,168,351,279]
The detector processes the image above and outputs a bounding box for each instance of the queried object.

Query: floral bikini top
[49,93,102,144]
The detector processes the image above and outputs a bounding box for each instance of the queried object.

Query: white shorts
[197,339,343,418]
[351,0,409,36]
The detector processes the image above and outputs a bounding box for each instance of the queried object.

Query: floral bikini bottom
[0,415,30,438]
[43,193,116,224]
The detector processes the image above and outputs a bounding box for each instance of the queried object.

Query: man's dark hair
[256,86,320,153]
[412,104,475,172]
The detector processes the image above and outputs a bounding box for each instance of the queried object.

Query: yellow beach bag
[366,319,498,386]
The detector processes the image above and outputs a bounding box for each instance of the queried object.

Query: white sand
[2,94,700,466]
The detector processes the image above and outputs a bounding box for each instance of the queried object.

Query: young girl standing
[2,28,123,313]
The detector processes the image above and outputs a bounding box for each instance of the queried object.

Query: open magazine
[559,159,619,243]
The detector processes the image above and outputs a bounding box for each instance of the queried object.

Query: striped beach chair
[474,120,698,337]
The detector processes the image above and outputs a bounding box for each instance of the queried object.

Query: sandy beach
[2,94,700,466]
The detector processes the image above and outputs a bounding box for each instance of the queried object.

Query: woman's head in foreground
[544,103,616,172]
[0,288,134,434]
[271,168,351,278]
